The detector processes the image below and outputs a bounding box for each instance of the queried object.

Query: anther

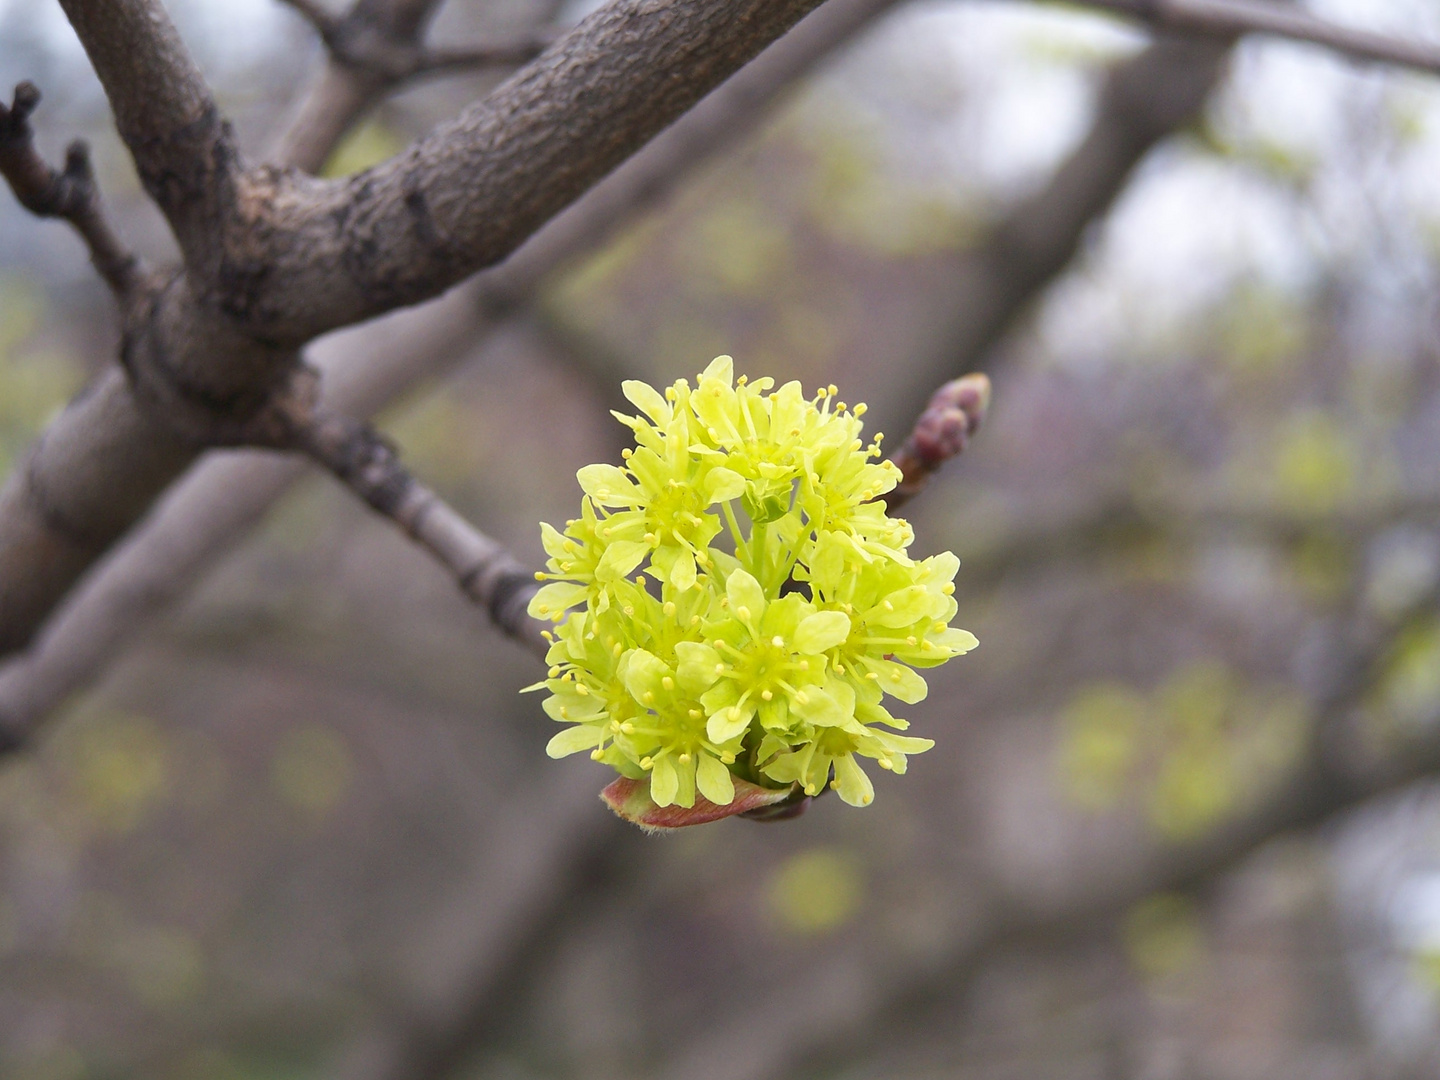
[761,690,773,701]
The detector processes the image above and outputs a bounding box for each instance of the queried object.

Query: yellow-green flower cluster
[525,357,976,809]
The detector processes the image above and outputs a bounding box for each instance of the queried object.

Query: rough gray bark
[0,0,828,658]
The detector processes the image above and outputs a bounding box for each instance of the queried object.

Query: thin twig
[270,0,558,171]
[884,374,991,513]
[409,36,558,77]
[295,411,549,659]
[1070,0,1440,77]
[0,82,146,298]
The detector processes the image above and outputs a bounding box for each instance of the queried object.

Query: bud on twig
[885,373,991,512]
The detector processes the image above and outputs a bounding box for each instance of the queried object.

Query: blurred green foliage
[766,847,865,935]
[1218,283,1310,373]
[1061,661,1306,838]
[801,119,982,257]
[270,724,354,818]
[1272,409,1359,515]
[1122,892,1204,978]
[1376,619,1440,728]
[1193,117,1318,189]
[0,276,82,481]
[321,119,404,178]
[60,710,171,835]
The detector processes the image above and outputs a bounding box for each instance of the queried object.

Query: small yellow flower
[525,357,976,810]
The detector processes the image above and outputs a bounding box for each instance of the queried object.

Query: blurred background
[5,0,1440,1077]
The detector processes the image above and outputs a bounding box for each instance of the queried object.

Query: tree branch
[294,410,548,658]
[53,0,236,266]
[233,0,832,344]
[0,0,840,660]
[277,0,340,35]
[1072,0,1440,77]
[0,0,900,729]
[0,82,147,299]
[271,0,558,173]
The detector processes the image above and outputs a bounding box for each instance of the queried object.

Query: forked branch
[277,0,554,81]
[0,83,145,298]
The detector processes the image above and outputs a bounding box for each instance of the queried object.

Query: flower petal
[704,466,747,505]
[833,753,875,806]
[577,463,641,507]
[707,700,754,743]
[527,581,587,620]
[869,658,929,704]
[622,379,671,425]
[669,548,697,591]
[675,641,722,694]
[794,611,851,654]
[623,648,670,706]
[546,725,604,759]
[650,755,680,807]
[726,568,766,624]
[790,685,848,727]
[695,753,735,806]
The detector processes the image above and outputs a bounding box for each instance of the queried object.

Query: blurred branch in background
[1074,0,1440,76]
[271,0,562,173]
[885,31,1229,431]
